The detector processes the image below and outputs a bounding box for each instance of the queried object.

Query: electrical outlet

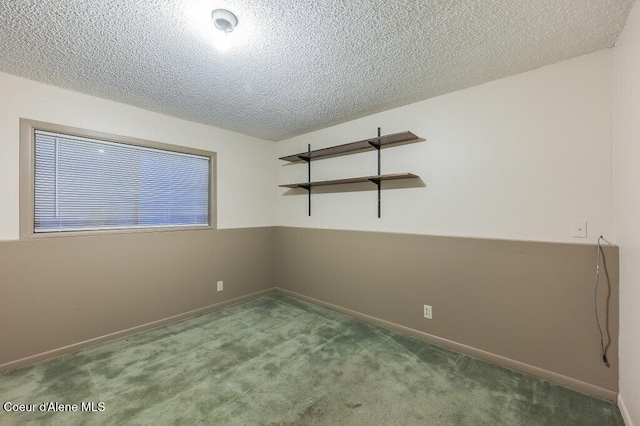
[217,281,223,292]
[423,304,432,320]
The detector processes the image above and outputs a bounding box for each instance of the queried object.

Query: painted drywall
[276,227,619,399]
[0,72,278,369]
[0,71,278,241]
[277,51,613,245]
[0,227,276,369]
[0,33,623,411]
[613,0,640,423]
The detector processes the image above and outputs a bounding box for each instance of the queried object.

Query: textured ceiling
[0,1,635,141]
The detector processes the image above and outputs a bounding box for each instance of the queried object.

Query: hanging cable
[594,235,612,365]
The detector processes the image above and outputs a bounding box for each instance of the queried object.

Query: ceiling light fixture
[211,9,238,33]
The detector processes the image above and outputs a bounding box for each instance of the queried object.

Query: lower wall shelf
[279,173,419,189]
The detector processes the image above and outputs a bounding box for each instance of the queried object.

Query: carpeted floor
[0,293,624,425]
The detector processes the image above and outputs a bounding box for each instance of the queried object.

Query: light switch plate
[572,221,587,238]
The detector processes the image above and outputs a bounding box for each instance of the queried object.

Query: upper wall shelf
[279,131,424,163]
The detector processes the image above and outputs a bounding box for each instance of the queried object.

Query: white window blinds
[34,130,210,233]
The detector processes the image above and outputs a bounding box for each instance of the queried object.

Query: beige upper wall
[277,51,614,245]
[613,0,640,423]
[0,72,278,240]
[1,51,615,245]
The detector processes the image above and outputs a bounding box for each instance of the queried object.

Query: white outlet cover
[572,220,587,238]
[217,281,223,292]
[424,304,432,320]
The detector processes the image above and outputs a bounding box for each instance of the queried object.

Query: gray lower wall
[0,225,620,400]
[275,227,619,398]
[0,227,276,369]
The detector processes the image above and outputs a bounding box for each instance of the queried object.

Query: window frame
[19,118,217,239]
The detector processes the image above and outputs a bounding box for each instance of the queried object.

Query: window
[20,119,216,237]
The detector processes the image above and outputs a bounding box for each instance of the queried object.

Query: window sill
[21,225,215,239]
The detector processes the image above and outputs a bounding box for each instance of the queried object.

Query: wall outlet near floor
[572,220,587,238]
[217,281,223,292]
[423,304,432,320]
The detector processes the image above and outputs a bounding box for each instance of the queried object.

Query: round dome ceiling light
[211,9,238,33]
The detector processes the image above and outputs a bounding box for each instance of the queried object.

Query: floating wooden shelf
[279,131,424,163]
[279,173,419,189]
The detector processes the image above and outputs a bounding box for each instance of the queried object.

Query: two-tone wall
[0,48,628,405]
[276,51,620,400]
[0,72,278,369]
[613,0,640,423]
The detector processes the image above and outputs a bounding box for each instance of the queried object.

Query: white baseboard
[0,288,274,373]
[275,287,618,401]
[619,394,634,426]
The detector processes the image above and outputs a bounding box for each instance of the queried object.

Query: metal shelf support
[368,127,382,218]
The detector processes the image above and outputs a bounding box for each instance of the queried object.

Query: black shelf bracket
[303,144,311,216]
[368,127,382,218]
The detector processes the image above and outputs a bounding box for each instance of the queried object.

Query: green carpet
[0,294,624,425]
